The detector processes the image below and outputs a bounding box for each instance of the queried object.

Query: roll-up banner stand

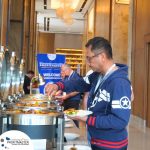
[37,54,65,94]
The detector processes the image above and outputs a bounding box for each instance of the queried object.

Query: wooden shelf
[66,62,83,65]
[66,58,83,60]
[57,52,82,56]
[56,48,82,52]
[56,48,85,75]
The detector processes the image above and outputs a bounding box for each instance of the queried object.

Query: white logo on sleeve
[112,96,131,109]
[90,89,110,108]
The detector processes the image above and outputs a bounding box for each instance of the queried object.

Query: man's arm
[55,91,79,101]
[45,72,99,96]
[45,74,95,96]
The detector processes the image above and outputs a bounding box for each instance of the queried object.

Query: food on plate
[64,108,78,115]
[70,147,77,150]
[70,145,77,150]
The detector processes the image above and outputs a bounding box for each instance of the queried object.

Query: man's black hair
[85,37,113,59]
[27,70,34,75]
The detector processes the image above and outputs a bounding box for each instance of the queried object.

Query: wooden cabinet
[56,48,85,75]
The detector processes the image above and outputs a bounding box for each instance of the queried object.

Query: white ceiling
[35,0,93,34]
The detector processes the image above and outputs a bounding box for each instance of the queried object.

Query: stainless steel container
[7,113,63,125]
[1,94,65,150]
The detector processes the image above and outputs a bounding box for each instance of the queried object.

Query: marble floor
[128,124,150,150]
[32,118,150,150]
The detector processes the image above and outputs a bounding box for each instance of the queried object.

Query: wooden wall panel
[84,0,129,72]
[38,32,55,54]
[82,13,88,74]
[22,0,36,71]
[8,22,22,57]
[7,0,24,59]
[95,0,111,40]
[1,0,9,47]
[111,0,129,64]
[23,0,31,71]
[132,0,150,119]
[10,0,23,20]
[28,0,36,71]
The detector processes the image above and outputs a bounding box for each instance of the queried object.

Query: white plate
[67,110,93,117]
[64,133,80,141]
[65,117,71,122]
[65,123,74,128]
[65,115,71,121]
[64,145,91,150]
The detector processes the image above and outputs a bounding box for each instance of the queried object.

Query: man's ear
[100,52,106,62]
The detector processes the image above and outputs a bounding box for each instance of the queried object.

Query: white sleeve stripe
[112,105,122,108]
[112,104,131,109]
[112,100,120,104]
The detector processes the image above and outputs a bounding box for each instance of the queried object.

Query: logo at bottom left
[0,130,34,150]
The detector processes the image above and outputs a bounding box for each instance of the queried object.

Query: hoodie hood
[108,63,129,82]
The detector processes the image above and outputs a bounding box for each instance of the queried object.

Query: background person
[23,70,34,94]
[54,64,82,127]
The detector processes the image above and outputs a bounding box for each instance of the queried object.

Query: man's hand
[55,95,69,101]
[68,115,88,122]
[45,83,59,96]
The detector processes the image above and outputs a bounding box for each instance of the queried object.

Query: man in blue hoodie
[46,37,131,150]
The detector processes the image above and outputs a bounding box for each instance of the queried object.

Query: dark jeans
[63,99,80,127]
[91,145,127,150]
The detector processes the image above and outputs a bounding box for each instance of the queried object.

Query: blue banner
[37,54,65,93]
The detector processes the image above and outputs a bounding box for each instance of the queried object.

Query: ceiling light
[88,7,94,33]
[51,0,80,10]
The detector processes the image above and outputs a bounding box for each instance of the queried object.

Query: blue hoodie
[56,64,131,150]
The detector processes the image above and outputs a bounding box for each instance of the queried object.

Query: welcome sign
[37,54,65,93]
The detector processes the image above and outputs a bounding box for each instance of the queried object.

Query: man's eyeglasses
[86,51,103,62]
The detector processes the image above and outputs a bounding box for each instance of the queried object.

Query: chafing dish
[1,94,65,150]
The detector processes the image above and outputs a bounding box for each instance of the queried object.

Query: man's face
[61,71,65,79]
[86,46,104,73]
[28,73,34,79]
[61,66,70,76]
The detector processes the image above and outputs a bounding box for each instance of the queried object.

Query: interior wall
[84,0,129,72]
[1,0,9,47]
[132,0,150,119]
[37,33,82,54]
[8,0,24,59]
[22,0,36,71]
[38,32,55,54]
[95,0,111,40]
[111,0,129,64]
[54,33,82,50]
